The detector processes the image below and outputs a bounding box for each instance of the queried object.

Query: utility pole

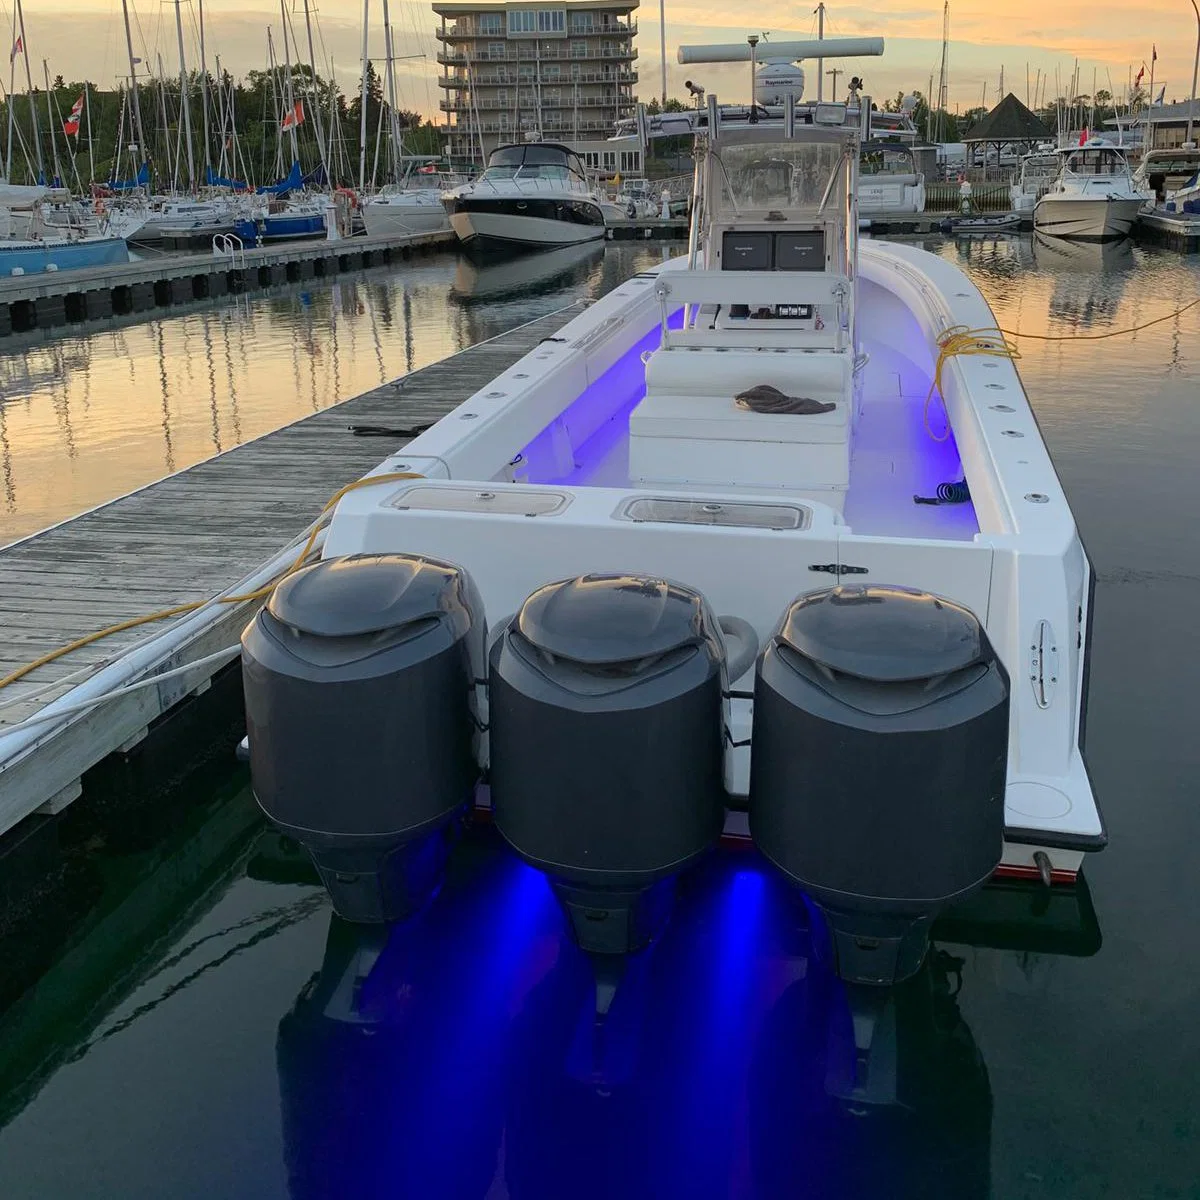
[815,3,825,101]
[826,65,841,101]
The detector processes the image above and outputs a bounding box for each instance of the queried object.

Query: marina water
[0,236,1197,1196]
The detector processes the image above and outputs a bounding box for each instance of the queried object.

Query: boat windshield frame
[1060,146,1131,177]
[705,126,855,222]
[481,143,590,186]
[858,139,918,176]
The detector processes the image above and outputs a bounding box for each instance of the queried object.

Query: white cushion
[631,389,848,445]
[644,346,851,406]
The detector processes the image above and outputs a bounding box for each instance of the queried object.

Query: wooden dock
[0,228,454,336]
[0,305,581,842]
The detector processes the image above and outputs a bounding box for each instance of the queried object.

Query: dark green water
[0,234,1198,1198]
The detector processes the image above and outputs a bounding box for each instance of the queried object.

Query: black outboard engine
[750,584,1008,986]
[489,574,729,959]
[242,553,484,923]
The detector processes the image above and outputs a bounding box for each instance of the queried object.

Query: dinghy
[243,38,1103,989]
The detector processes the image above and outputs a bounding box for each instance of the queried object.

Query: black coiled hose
[914,479,971,506]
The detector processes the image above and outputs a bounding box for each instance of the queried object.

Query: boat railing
[212,233,246,267]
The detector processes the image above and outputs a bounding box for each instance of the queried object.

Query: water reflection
[0,245,670,545]
[273,836,1099,1200]
[1031,234,1137,328]
[450,242,607,306]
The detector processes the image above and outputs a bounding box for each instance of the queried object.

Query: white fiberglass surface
[519,280,980,542]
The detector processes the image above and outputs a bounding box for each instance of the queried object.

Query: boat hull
[234,213,327,243]
[1033,196,1142,240]
[360,202,450,237]
[447,201,607,249]
[0,236,129,275]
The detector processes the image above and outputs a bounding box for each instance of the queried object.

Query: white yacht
[243,40,1104,992]
[1033,141,1150,240]
[857,139,926,214]
[1010,148,1059,213]
[441,142,607,249]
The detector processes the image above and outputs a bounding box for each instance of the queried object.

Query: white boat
[857,139,926,214]
[1009,148,1059,213]
[442,142,607,249]
[243,43,1103,992]
[1131,145,1200,205]
[1033,141,1149,240]
[361,159,461,237]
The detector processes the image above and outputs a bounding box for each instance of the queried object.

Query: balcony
[439,45,635,66]
[438,19,636,41]
[439,95,630,115]
[439,68,638,86]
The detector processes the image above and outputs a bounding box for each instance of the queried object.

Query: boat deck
[0,306,582,839]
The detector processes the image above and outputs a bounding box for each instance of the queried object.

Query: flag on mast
[63,92,85,136]
[280,101,304,131]
[1134,63,1145,87]
[9,35,22,62]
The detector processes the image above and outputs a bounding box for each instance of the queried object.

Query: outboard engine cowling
[242,553,484,923]
[490,574,727,956]
[750,584,1008,986]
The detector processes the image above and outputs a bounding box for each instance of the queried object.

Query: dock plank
[0,304,582,834]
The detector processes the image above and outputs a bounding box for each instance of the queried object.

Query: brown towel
[734,384,836,416]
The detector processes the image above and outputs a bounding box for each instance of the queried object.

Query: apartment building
[433,1,641,172]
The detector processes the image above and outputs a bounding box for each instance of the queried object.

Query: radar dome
[755,60,805,105]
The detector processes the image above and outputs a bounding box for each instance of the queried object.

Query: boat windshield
[1022,155,1059,179]
[859,144,916,175]
[1063,148,1128,176]
[711,140,845,216]
[482,143,587,183]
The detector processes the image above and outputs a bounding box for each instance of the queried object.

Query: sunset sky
[8,0,1197,118]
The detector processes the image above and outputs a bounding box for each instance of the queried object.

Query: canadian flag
[280,100,304,131]
[1078,126,1089,146]
[417,163,437,173]
[1134,63,1145,88]
[63,92,85,137]
[9,35,21,63]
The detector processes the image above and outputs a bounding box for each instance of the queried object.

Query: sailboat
[242,37,1103,995]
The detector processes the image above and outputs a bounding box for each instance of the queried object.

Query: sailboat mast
[199,0,212,179]
[173,0,196,190]
[5,5,18,179]
[41,59,61,184]
[279,0,300,164]
[358,0,370,189]
[120,0,148,174]
[84,80,94,182]
[15,0,43,180]
[301,0,329,177]
[380,0,402,181]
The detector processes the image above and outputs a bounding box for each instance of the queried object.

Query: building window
[570,61,582,79]
[544,64,560,79]
[496,89,508,108]
[620,150,639,171]
[518,63,535,79]
[479,13,502,33]
[602,151,616,169]
[508,11,536,33]
[499,112,510,129]
[488,42,505,58]
[583,151,600,167]
[571,40,587,57]
[537,10,565,33]
[545,87,561,103]
[570,14,594,32]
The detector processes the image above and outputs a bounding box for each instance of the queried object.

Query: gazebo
[963,93,1052,170]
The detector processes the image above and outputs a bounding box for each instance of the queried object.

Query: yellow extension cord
[0,472,423,694]
[924,296,1200,440]
[5,292,1199,694]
